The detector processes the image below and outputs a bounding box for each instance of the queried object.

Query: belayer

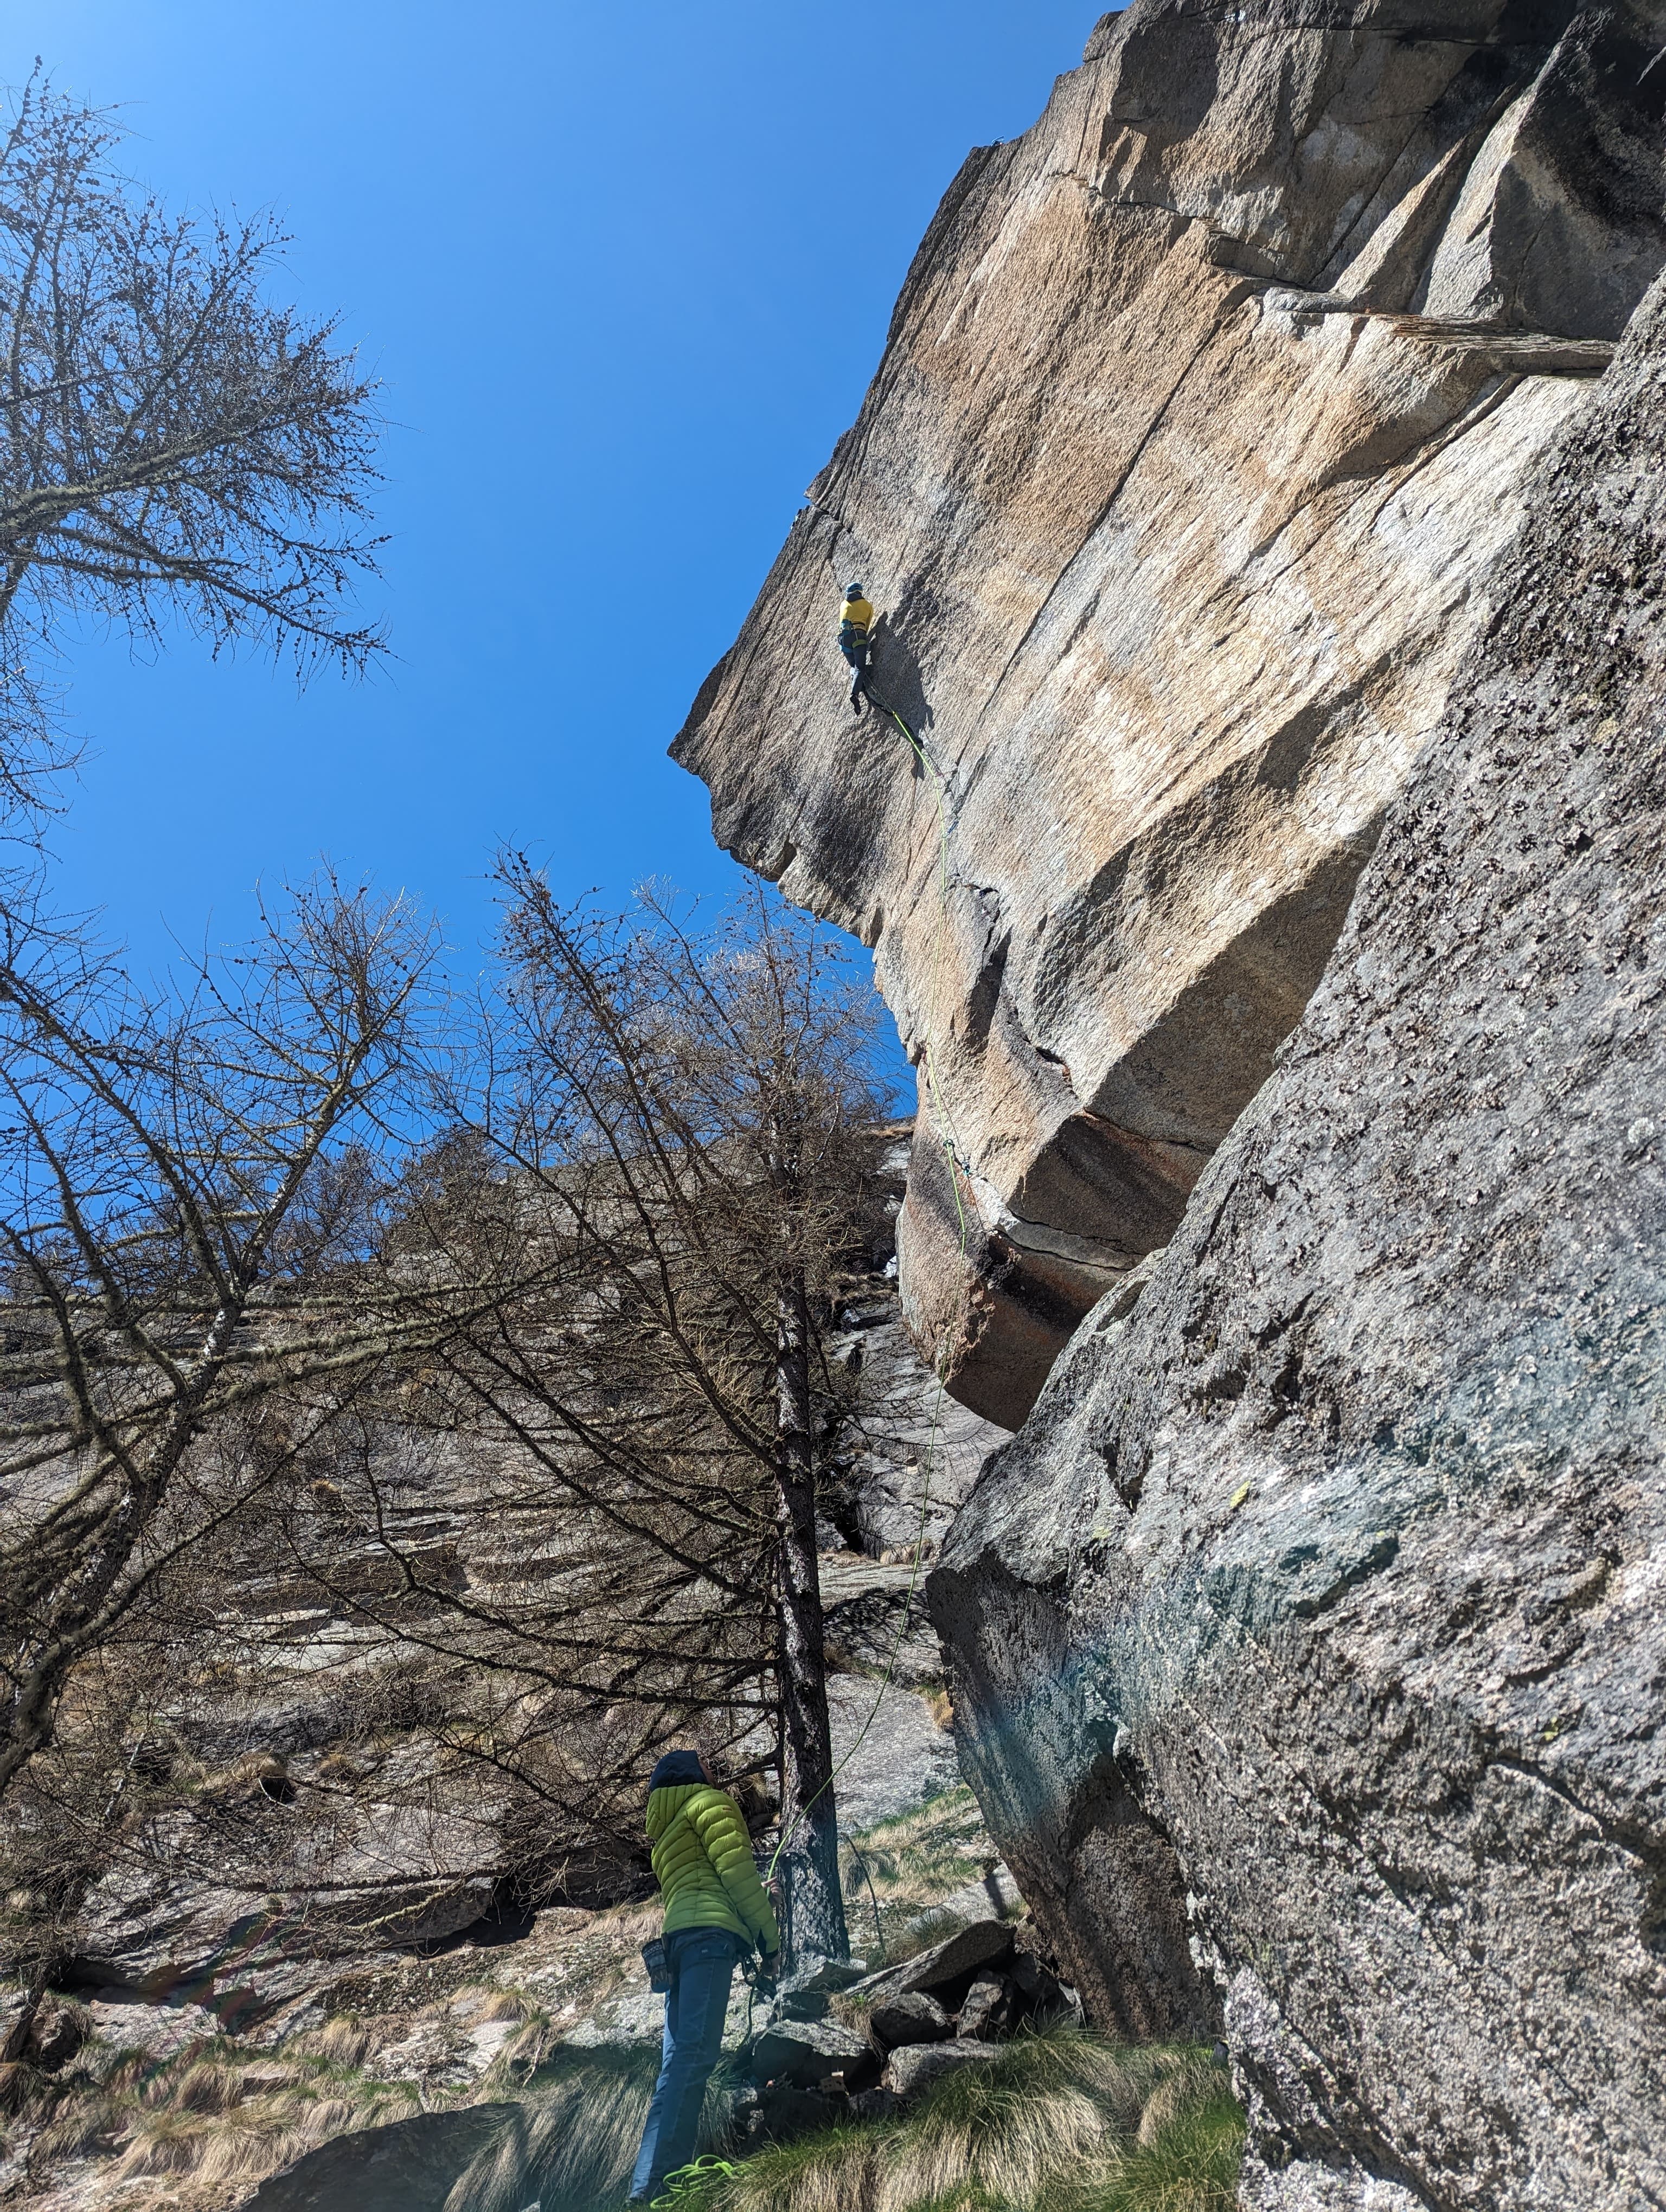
[838,581,875,712]
[626,1749,781,2205]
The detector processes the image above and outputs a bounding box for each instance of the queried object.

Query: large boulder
[930,269,1666,2209]
[674,0,1666,1426]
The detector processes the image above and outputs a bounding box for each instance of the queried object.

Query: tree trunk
[773,1270,849,1964]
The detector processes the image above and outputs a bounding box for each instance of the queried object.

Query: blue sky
[0,2,1109,986]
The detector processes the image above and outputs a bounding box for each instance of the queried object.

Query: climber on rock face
[838,581,875,713]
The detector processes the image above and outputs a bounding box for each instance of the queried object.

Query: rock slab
[882,2039,999,2102]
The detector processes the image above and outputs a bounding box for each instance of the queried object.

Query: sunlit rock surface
[932,265,1666,2211]
[674,0,1666,1426]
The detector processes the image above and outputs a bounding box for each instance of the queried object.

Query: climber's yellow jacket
[646,1782,781,1953]
[840,595,874,634]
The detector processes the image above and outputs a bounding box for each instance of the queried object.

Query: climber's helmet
[845,581,864,599]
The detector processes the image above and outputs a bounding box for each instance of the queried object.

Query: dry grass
[112,2070,425,2191]
[843,1789,986,1904]
[23,2023,427,2199]
[161,2057,243,2116]
[591,1899,664,1942]
[706,2035,1161,2212]
[839,1785,1012,1969]
[466,1998,562,2090]
[1051,2076,1244,2212]
[29,2091,121,2162]
[473,1986,534,2024]
[298,2012,371,2065]
[662,2033,1240,2212]
[444,2043,665,2212]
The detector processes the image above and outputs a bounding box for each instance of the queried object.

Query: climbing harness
[840,623,875,713]
[765,673,975,1921]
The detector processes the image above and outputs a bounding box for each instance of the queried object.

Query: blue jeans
[629,1928,741,2202]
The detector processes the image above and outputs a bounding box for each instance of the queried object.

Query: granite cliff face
[676,4,1666,2206]
[933,263,1666,2210]
[675,0,1666,1429]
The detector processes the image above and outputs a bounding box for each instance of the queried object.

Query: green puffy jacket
[647,1782,780,1954]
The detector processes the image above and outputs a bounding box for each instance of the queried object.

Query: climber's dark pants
[840,634,872,706]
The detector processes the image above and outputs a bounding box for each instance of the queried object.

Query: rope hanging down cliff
[766,601,975,1906]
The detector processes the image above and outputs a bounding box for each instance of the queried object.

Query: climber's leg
[841,638,871,715]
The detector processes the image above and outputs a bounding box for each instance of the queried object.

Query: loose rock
[868,1989,951,2051]
[846,1919,1014,2010]
[883,2040,1001,2102]
[956,1970,1014,2042]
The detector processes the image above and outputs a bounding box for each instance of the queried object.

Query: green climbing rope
[766,690,977,1914]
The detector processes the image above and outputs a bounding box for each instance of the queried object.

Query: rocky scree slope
[931,259,1666,2208]
[674,0,1666,1428]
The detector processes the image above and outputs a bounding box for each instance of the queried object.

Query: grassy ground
[0,1980,592,2207]
[840,1787,1017,1968]
[0,1895,667,2205]
[441,2028,1243,2212]
[10,2017,435,2204]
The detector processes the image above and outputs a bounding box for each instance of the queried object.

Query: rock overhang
[672,0,1666,1429]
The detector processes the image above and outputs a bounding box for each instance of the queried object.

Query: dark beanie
[649,1749,707,1793]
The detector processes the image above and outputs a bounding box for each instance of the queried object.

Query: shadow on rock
[866,621,935,766]
[243,2104,522,2212]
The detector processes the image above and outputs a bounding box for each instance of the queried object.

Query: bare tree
[0,69,402,1798]
[0,73,383,828]
[0,875,443,1802]
[456,871,893,1959]
[270,880,895,1957]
